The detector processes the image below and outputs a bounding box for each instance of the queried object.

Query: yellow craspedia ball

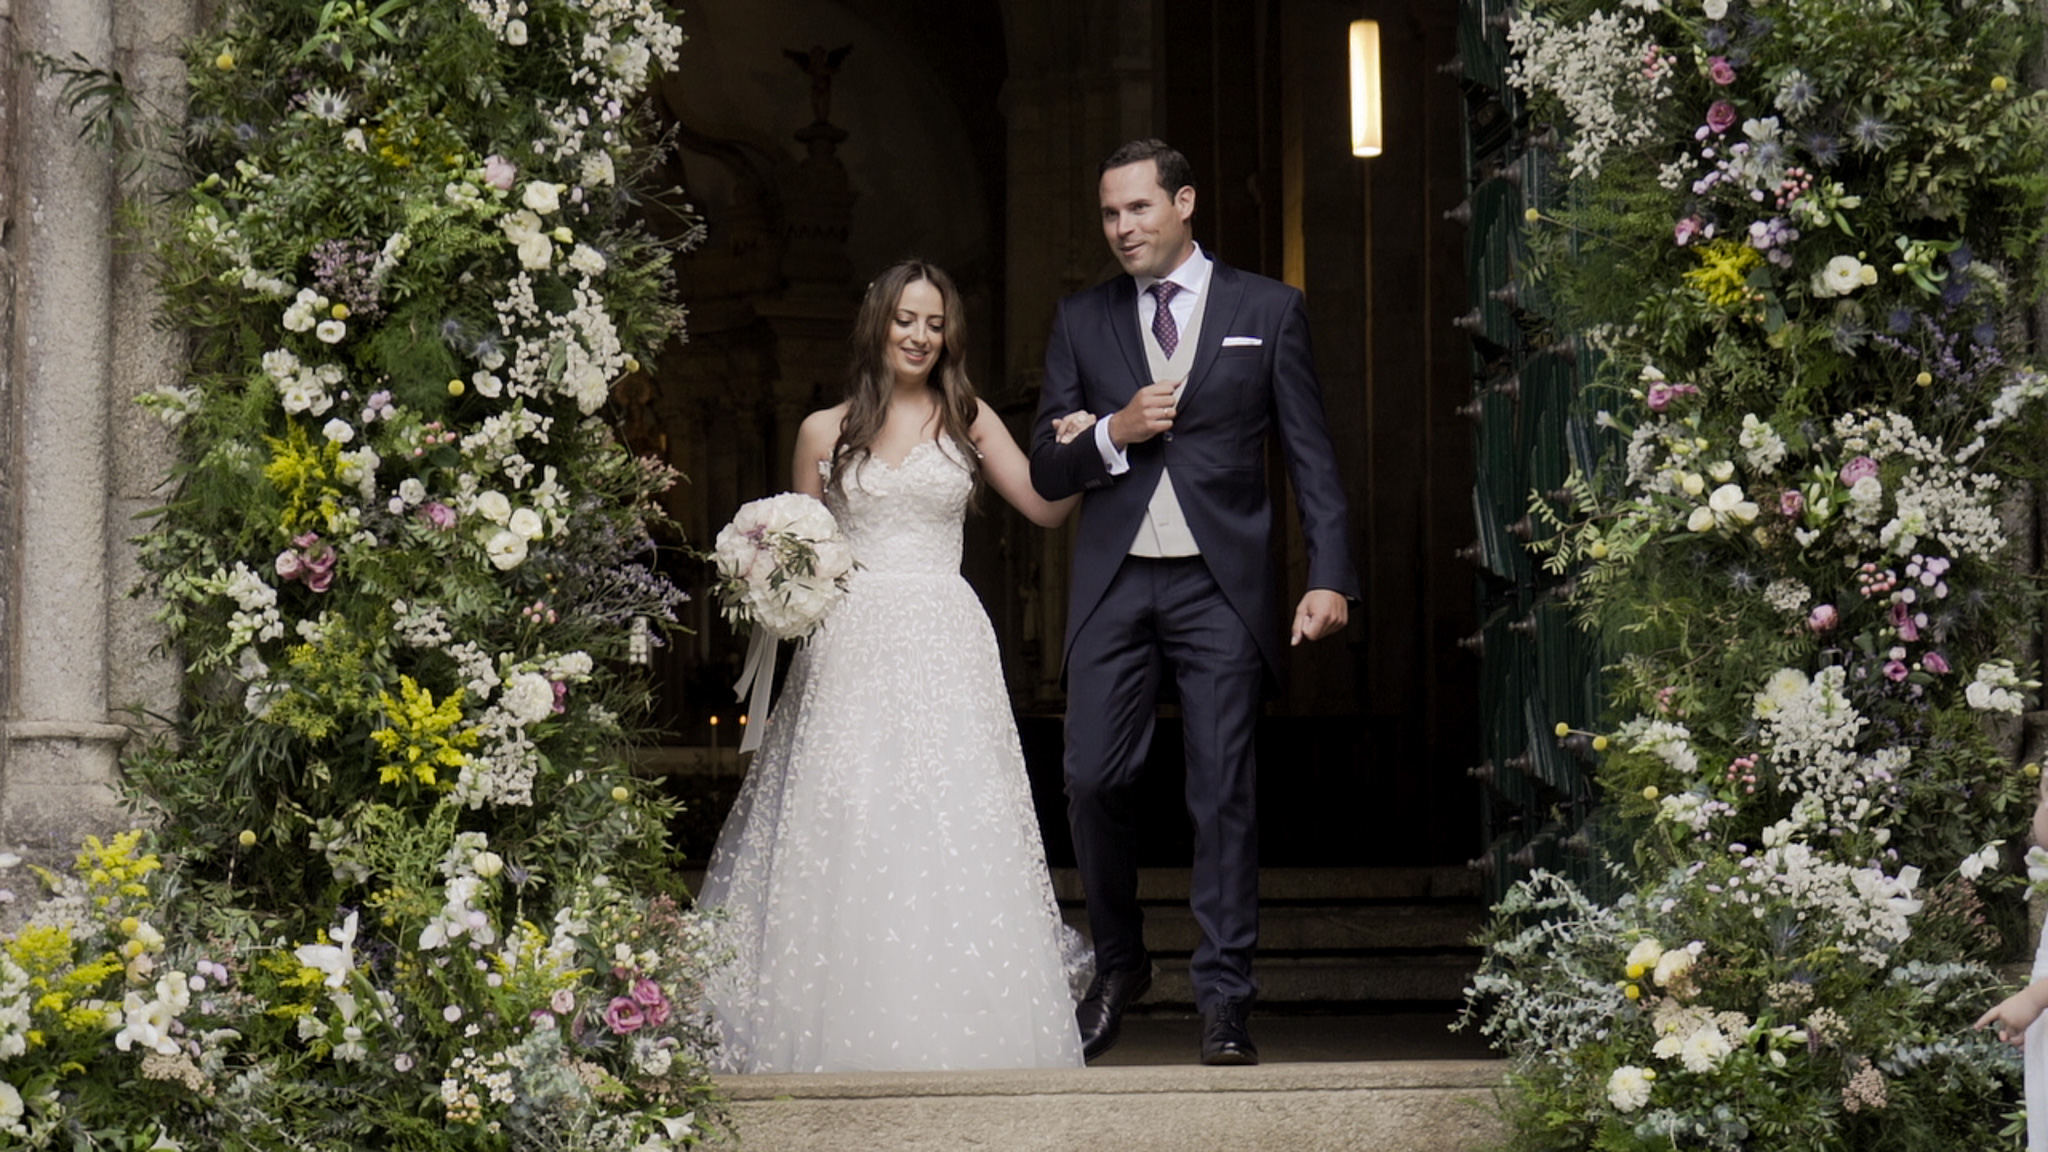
[331,303,350,321]
[2026,762,2042,779]
[448,379,465,396]
[119,916,141,937]
[1915,371,1932,387]
[1641,785,1659,802]
[1626,963,1648,979]
[1624,983,1642,1000]
[1992,76,2010,92]
[1593,735,1610,752]
[611,785,630,803]
[625,357,641,374]
[237,829,257,847]
[1589,540,1610,560]
[1524,207,1541,223]
[1554,721,1571,738]
[215,51,236,71]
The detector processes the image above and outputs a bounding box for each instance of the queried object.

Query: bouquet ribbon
[732,628,778,754]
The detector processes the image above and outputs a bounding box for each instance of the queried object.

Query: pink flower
[551,680,568,714]
[275,550,306,580]
[420,502,457,531]
[1807,604,1839,633]
[1708,56,1737,85]
[483,154,518,191]
[630,977,671,1025]
[1674,216,1705,246]
[1923,651,1951,674]
[1883,659,1910,682]
[1646,382,1676,411]
[604,996,646,1034]
[1889,602,1919,642]
[1706,101,1738,134]
[1839,455,1879,486]
[1779,489,1804,518]
[550,988,576,1015]
[305,566,334,593]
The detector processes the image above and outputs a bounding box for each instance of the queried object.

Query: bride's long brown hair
[828,260,981,498]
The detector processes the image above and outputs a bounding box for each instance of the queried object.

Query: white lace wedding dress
[698,438,1086,1074]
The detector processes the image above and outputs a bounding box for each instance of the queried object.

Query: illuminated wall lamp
[1349,19,1383,158]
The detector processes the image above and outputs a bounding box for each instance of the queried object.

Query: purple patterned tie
[1149,281,1182,358]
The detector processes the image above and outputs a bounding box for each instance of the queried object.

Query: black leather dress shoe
[1076,962,1152,1062]
[1200,997,1259,1066]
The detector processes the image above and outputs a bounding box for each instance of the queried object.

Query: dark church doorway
[626,0,1481,872]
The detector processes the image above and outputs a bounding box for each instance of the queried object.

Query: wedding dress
[698,438,1086,1073]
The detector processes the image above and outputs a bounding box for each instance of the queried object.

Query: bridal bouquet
[711,492,855,642]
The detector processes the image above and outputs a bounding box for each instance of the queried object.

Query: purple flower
[1646,382,1676,412]
[1807,604,1839,633]
[552,680,569,714]
[1706,101,1738,135]
[604,996,646,1035]
[1674,216,1705,246]
[1839,455,1878,486]
[1708,56,1737,85]
[484,154,518,191]
[305,566,334,593]
[630,977,671,1025]
[1889,602,1919,642]
[1923,652,1951,674]
[420,502,458,531]
[275,550,306,580]
[1882,659,1910,682]
[1779,489,1804,518]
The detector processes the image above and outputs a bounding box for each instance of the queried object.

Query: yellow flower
[1524,207,1541,223]
[238,829,258,847]
[611,785,630,803]
[1624,983,1642,1000]
[2026,762,2042,779]
[371,676,476,789]
[1642,785,1659,801]
[215,50,236,71]
[1554,721,1571,738]
[331,303,350,320]
[1992,76,2010,92]
[1683,239,1765,309]
[448,379,465,396]
[1589,539,1609,560]
[1914,371,1932,387]
[1592,735,1610,752]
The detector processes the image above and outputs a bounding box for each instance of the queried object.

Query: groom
[1030,139,1358,1065]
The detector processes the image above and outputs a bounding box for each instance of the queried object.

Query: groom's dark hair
[1101,138,1194,197]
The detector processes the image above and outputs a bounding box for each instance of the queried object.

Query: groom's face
[1099,160,1196,281]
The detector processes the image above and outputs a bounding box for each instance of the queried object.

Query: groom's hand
[1291,589,1349,646]
[1108,380,1181,448]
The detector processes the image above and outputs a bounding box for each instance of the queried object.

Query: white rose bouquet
[711,493,855,642]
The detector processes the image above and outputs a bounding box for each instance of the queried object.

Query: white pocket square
[1221,336,1262,347]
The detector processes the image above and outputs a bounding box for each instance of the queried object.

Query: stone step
[713,1059,1507,1152]
[1048,866,1484,904]
[1131,953,1479,1006]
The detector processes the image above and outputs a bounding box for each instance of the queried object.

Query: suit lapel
[1178,260,1244,410]
[1105,275,1151,400]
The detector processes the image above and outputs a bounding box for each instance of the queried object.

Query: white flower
[486,530,529,571]
[580,151,616,187]
[1959,841,2003,880]
[505,18,528,45]
[398,478,426,506]
[321,417,355,444]
[1708,483,1759,524]
[508,507,545,540]
[502,672,556,726]
[472,851,504,879]
[1678,1023,1732,1072]
[1687,505,1716,532]
[1702,0,1728,17]
[1625,937,1663,974]
[1812,254,1871,298]
[316,318,347,344]
[1653,946,1695,987]
[568,244,608,277]
[517,232,554,270]
[1607,1065,1654,1112]
[522,182,563,215]
[342,127,367,153]
[295,911,359,989]
[474,491,513,523]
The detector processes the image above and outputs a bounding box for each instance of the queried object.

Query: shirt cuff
[1095,417,1129,475]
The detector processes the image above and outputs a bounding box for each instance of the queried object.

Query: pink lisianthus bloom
[483,154,518,191]
[1807,604,1839,633]
[630,977,671,1025]
[275,549,306,580]
[1674,216,1705,246]
[1883,659,1910,682]
[1646,382,1676,411]
[551,680,569,714]
[1889,601,1919,642]
[1708,56,1737,85]
[1922,651,1951,674]
[1839,455,1879,486]
[1706,101,1738,134]
[604,996,646,1035]
[1779,489,1804,518]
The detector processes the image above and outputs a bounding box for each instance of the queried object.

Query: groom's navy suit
[1030,253,1358,1009]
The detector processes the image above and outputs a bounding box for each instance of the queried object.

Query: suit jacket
[1030,257,1360,680]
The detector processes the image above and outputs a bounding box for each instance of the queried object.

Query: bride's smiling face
[887,279,946,387]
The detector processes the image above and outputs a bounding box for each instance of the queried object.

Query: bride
[698,259,1091,1073]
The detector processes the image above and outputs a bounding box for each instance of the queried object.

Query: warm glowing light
[1349,20,1383,158]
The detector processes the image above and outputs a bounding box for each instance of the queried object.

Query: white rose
[475,491,512,523]
[505,18,528,45]
[1703,0,1728,17]
[322,418,355,444]
[508,507,544,540]
[1813,254,1866,298]
[398,478,426,506]
[486,530,528,570]
[517,232,554,270]
[522,182,563,215]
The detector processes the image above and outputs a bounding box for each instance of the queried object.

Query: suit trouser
[1064,554,1264,1011]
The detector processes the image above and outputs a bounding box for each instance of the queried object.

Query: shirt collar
[1137,244,1211,298]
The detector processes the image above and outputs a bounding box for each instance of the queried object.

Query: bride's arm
[972,400,1081,528]
[791,407,840,499]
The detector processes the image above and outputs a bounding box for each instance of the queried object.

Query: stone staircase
[700,866,1509,1151]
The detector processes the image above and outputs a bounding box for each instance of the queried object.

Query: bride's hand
[1051,410,1097,445]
